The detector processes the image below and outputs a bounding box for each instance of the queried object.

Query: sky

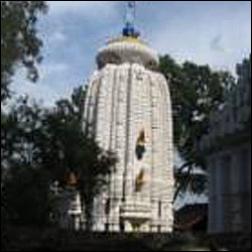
[12,1,251,107]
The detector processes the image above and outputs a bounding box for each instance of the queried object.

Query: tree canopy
[1,1,47,101]
[159,55,235,171]
[2,87,116,229]
[1,1,116,231]
[159,55,236,200]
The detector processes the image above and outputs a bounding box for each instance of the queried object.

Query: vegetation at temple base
[1,0,48,231]
[2,97,51,226]
[159,55,236,199]
[1,1,116,231]
[37,86,117,231]
[1,87,116,230]
[1,1,47,102]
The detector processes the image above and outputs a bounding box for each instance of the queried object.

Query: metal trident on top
[122,1,140,38]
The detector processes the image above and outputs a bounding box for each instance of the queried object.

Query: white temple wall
[82,39,174,232]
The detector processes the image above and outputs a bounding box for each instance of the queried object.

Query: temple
[82,1,174,232]
[55,2,174,232]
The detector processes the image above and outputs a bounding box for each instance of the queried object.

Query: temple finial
[122,1,140,38]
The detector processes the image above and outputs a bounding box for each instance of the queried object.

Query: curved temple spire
[122,1,140,38]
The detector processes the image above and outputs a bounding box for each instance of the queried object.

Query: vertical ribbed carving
[83,44,174,232]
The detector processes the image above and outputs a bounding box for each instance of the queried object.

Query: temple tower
[83,2,174,232]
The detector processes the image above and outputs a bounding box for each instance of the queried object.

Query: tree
[2,1,48,226]
[39,86,116,230]
[2,87,116,230]
[4,166,52,226]
[1,1,47,101]
[79,139,117,231]
[2,97,53,226]
[1,96,44,170]
[159,55,235,199]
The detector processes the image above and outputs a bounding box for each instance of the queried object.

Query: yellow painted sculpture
[135,169,145,192]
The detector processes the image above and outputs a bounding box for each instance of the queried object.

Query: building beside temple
[200,57,251,233]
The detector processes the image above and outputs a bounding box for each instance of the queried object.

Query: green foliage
[159,55,235,170]
[159,55,235,200]
[4,166,52,226]
[1,1,47,101]
[38,86,117,230]
[1,97,52,226]
[2,86,116,230]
